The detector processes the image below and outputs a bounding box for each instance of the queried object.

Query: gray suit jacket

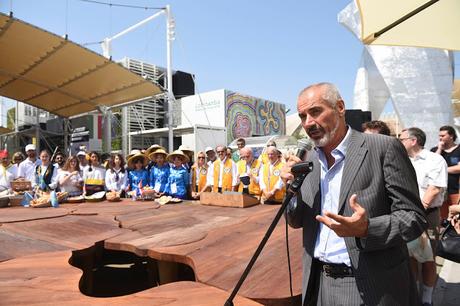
[287,130,428,306]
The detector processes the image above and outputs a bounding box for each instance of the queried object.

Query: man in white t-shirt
[205,146,217,190]
[400,127,447,306]
[17,144,41,183]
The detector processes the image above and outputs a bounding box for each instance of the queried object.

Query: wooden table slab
[0,199,303,305]
[0,250,261,305]
[0,205,73,223]
[105,202,303,304]
[2,214,127,250]
[0,228,67,262]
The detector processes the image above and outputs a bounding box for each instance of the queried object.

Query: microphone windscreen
[297,138,314,151]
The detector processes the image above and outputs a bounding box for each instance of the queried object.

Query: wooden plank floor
[0,200,302,305]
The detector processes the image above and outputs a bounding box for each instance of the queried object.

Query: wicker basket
[141,189,156,200]
[11,180,32,192]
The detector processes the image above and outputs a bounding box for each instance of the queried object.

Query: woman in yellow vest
[191,151,208,199]
[212,145,238,193]
[237,147,261,196]
[259,146,286,204]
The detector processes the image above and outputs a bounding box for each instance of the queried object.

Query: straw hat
[145,144,166,157]
[148,148,168,161]
[127,152,148,168]
[126,149,141,161]
[166,150,190,163]
[178,144,193,154]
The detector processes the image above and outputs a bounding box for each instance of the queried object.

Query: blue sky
[1,0,458,115]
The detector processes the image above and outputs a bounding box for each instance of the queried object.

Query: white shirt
[33,164,58,190]
[83,166,106,183]
[314,127,352,266]
[410,149,448,208]
[57,170,83,194]
[258,160,284,191]
[7,164,19,180]
[105,168,128,192]
[0,165,13,192]
[18,158,41,182]
[206,161,214,186]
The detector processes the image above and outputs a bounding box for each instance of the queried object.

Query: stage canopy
[357,0,460,51]
[0,12,162,118]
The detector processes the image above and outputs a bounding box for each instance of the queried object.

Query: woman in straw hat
[191,151,208,200]
[178,145,194,171]
[126,152,149,198]
[145,144,166,169]
[165,150,190,199]
[148,149,170,196]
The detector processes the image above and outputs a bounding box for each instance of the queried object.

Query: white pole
[166,5,174,152]
[122,106,128,156]
[35,108,40,153]
[103,109,112,153]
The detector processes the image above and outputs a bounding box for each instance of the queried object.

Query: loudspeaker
[345,109,372,132]
[173,71,195,98]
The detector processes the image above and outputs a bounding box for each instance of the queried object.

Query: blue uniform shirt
[150,164,170,193]
[128,169,149,194]
[167,166,190,199]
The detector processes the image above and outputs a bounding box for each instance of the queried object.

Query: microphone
[295,138,314,161]
[288,138,314,193]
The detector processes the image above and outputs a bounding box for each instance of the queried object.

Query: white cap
[25,144,36,152]
[205,146,214,153]
[77,151,86,157]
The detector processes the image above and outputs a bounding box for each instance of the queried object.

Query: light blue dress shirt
[313,127,352,266]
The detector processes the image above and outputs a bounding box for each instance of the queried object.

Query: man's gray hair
[404,127,426,147]
[298,82,343,107]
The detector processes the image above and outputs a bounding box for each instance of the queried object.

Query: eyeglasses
[216,150,225,153]
[197,156,205,159]
[399,137,412,142]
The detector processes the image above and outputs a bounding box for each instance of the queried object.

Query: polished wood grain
[0,251,260,305]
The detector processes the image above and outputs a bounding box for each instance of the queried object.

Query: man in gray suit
[283,83,427,305]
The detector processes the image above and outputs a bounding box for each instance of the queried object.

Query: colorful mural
[225,91,286,142]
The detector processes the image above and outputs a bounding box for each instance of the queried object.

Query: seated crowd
[0,138,287,203]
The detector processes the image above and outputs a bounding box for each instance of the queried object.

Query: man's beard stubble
[308,121,340,148]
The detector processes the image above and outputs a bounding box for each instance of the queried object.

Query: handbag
[437,222,460,263]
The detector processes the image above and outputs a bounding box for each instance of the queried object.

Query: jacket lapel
[338,130,367,213]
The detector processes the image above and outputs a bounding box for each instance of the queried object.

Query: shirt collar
[412,148,428,161]
[314,126,352,157]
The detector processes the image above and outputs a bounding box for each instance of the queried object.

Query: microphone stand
[224,162,312,306]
